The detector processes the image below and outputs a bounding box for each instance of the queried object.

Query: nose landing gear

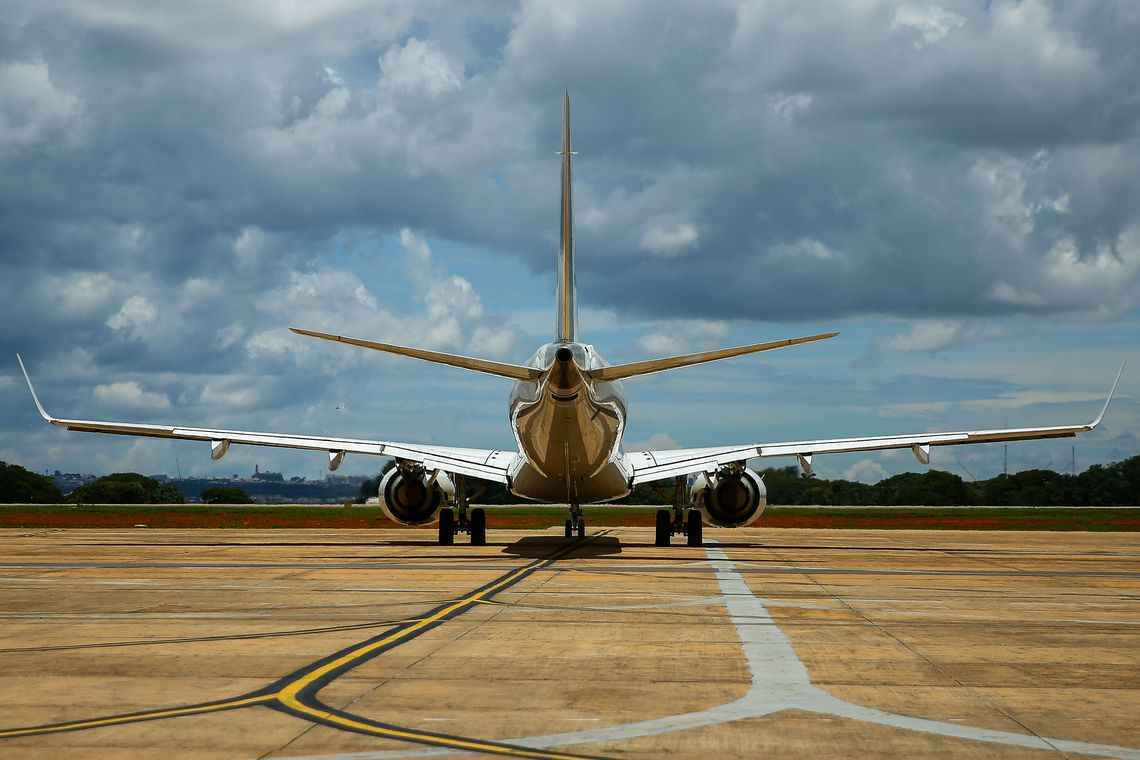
[564,503,585,538]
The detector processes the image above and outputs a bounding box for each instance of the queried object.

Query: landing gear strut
[564,503,585,538]
[654,475,702,547]
[438,475,487,546]
[438,507,454,545]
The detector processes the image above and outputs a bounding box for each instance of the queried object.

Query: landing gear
[438,507,454,545]
[654,476,703,547]
[566,503,585,539]
[655,509,671,546]
[437,475,487,546]
[686,508,703,547]
[469,507,486,546]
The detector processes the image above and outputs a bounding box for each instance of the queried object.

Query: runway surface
[0,527,1137,758]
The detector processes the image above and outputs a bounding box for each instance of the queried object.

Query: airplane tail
[556,92,577,343]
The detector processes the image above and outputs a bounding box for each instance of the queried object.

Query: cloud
[106,296,157,338]
[379,38,462,97]
[843,459,888,484]
[93,380,170,410]
[241,229,513,368]
[197,376,262,408]
[770,238,839,261]
[625,432,680,452]
[879,321,962,353]
[877,320,1008,354]
[640,220,698,257]
[890,4,966,48]
[215,322,246,350]
[0,60,82,153]
[985,281,1045,308]
[636,319,729,357]
[45,272,117,315]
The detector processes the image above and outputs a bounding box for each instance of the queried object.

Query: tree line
[361,454,1140,507]
[756,456,1140,506]
[0,466,185,504]
[5,455,1139,506]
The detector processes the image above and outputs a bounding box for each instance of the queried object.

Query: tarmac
[0,526,1137,759]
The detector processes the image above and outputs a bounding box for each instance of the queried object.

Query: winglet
[16,354,53,423]
[1090,360,1126,428]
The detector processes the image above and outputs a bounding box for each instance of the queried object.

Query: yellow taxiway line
[0,535,605,759]
[0,694,275,739]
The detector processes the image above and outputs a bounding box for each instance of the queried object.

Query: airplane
[17,94,1124,548]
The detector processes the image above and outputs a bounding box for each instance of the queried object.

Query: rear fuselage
[507,342,630,503]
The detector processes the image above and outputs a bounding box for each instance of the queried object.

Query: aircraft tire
[686,509,703,547]
[655,509,671,546]
[438,508,455,546]
[470,508,486,546]
[576,518,585,538]
[564,519,573,538]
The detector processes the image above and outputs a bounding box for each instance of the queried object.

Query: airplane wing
[16,355,517,484]
[624,363,1125,485]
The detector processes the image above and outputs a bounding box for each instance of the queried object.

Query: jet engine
[691,465,767,527]
[378,464,454,526]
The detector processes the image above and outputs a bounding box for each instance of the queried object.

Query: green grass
[0,504,1136,530]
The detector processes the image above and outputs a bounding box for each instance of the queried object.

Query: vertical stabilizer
[556,92,577,342]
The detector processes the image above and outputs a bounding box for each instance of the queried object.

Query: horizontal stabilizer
[290,328,542,381]
[589,331,838,381]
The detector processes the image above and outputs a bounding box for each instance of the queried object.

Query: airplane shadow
[502,535,622,558]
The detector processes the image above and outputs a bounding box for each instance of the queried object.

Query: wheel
[469,508,486,546]
[564,518,573,538]
[576,518,585,538]
[438,508,454,545]
[655,509,671,546]
[686,509,703,547]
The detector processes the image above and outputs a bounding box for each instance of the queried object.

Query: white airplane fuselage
[507,342,631,503]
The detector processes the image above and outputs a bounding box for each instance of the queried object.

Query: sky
[1,0,1137,485]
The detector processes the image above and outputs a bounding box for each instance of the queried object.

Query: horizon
[15,451,1137,489]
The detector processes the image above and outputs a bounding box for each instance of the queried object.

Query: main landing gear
[655,475,702,547]
[564,503,585,538]
[438,475,487,546]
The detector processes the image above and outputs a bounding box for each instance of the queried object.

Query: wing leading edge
[16,355,516,484]
[624,362,1126,485]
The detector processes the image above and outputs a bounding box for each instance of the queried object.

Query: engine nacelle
[378,465,454,526]
[691,466,767,528]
